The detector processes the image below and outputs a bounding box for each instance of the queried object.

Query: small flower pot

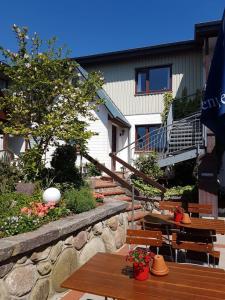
[174,212,183,222]
[181,213,191,224]
[133,263,149,281]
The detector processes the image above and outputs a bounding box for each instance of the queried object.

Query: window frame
[135,124,161,152]
[135,64,172,95]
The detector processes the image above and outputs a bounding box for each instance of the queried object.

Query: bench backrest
[188,203,212,215]
[172,231,214,253]
[159,201,182,211]
[126,229,162,247]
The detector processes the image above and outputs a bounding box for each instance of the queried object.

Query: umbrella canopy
[201,10,225,144]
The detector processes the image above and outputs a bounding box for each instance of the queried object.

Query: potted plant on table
[173,206,184,222]
[126,248,155,280]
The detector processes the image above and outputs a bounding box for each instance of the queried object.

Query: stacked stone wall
[0,200,128,300]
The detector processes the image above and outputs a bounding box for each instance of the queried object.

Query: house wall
[84,50,203,116]
[76,104,129,171]
[125,113,162,163]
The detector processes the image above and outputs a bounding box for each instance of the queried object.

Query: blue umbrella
[201,10,225,144]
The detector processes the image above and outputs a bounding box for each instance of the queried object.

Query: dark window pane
[136,126,147,150]
[0,79,7,89]
[149,126,166,151]
[149,67,170,91]
[137,72,147,93]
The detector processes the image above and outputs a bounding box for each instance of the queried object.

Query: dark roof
[77,65,130,128]
[75,40,199,65]
[75,19,221,65]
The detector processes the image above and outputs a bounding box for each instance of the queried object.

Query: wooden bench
[188,203,213,216]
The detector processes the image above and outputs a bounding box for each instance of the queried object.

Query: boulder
[92,222,103,235]
[0,280,10,300]
[30,247,51,262]
[51,248,78,293]
[49,241,63,264]
[5,264,37,297]
[106,216,119,231]
[101,228,116,253]
[29,278,50,300]
[79,237,105,266]
[73,231,88,250]
[0,262,13,278]
[37,261,52,276]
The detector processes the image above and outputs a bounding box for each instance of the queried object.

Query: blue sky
[1,0,224,58]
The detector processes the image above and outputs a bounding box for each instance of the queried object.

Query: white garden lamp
[43,187,61,204]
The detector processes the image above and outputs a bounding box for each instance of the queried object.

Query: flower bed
[0,186,101,238]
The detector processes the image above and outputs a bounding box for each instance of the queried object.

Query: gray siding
[84,50,203,116]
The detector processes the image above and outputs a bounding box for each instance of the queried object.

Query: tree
[0,25,103,180]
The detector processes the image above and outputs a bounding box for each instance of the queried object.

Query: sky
[0,0,224,58]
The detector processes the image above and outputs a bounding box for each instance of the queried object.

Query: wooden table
[61,252,225,300]
[144,213,225,234]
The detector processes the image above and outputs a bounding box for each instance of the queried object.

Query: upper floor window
[135,65,172,94]
[0,79,7,90]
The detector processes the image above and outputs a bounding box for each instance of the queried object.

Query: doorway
[111,125,117,170]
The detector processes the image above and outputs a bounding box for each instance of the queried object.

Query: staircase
[158,113,205,167]
[91,176,148,221]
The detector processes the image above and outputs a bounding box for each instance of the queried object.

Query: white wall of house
[75,104,129,171]
[85,51,203,116]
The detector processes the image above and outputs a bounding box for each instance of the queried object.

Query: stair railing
[0,149,14,164]
[116,113,204,163]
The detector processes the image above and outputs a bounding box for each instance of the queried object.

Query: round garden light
[43,187,61,204]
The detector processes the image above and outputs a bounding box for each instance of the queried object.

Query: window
[0,79,7,90]
[135,124,166,151]
[135,65,171,94]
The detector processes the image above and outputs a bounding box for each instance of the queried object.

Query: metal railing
[117,113,204,161]
[0,149,14,164]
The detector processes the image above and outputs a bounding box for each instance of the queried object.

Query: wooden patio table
[144,213,225,235]
[61,252,225,300]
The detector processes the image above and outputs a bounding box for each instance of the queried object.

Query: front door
[111,125,117,170]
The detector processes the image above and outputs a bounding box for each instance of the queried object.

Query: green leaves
[0,25,104,178]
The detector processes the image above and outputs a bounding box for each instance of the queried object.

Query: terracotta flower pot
[151,255,169,276]
[174,212,183,222]
[133,263,149,281]
[181,213,191,224]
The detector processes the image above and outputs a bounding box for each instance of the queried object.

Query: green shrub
[132,179,162,197]
[0,161,21,193]
[133,152,163,180]
[50,144,83,189]
[85,162,101,177]
[64,187,96,213]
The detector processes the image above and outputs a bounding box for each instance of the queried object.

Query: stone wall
[0,200,128,300]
